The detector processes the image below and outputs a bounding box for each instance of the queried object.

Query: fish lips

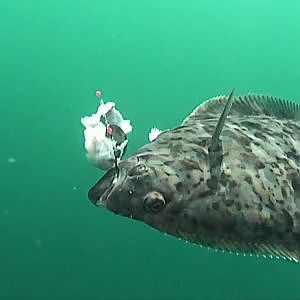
[88,167,126,207]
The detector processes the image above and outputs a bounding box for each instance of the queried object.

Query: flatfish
[88,91,300,262]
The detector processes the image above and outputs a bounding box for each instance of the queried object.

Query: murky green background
[1,1,300,299]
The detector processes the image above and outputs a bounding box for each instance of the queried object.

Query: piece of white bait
[81,100,132,169]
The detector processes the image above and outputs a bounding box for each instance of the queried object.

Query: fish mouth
[88,167,126,206]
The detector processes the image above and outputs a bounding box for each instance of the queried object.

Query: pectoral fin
[208,89,235,189]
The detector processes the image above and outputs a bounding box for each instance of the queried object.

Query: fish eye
[128,164,148,177]
[143,191,166,213]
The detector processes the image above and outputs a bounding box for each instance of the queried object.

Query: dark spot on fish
[235,202,242,211]
[283,210,293,232]
[170,136,181,141]
[255,160,265,169]
[254,131,266,140]
[212,202,220,210]
[257,203,263,211]
[291,177,300,200]
[175,182,184,192]
[207,177,218,190]
[182,210,197,233]
[165,160,174,167]
[181,159,199,170]
[199,190,212,198]
[137,154,151,161]
[244,121,262,131]
[244,176,253,184]
[228,180,236,190]
[294,212,300,220]
[156,139,168,145]
[183,129,196,134]
[223,198,234,207]
[266,202,275,210]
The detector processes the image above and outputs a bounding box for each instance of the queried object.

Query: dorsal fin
[183,94,300,126]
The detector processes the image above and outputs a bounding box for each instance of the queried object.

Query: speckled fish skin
[88,94,300,262]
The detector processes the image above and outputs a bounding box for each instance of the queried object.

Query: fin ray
[180,231,300,262]
[183,94,300,126]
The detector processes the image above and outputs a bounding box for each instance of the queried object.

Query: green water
[1,1,300,299]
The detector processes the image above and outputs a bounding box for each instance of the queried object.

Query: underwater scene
[1,0,300,299]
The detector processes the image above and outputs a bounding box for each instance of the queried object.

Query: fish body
[88,94,300,262]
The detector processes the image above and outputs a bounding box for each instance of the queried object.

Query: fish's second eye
[143,191,166,213]
[128,164,148,177]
